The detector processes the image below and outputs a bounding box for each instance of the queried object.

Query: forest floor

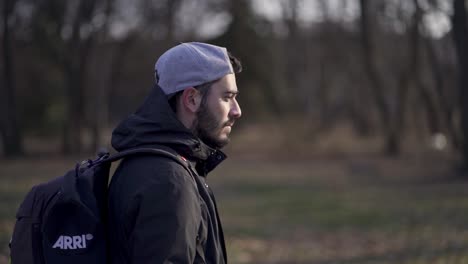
[1,123,467,264]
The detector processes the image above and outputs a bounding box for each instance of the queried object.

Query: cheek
[210,101,230,119]
[221,101,232,117]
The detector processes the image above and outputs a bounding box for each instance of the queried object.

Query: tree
[89,0,116,153]
[451,0,468,168]
[31,0,110,154]
[359,0,423,155]
[359,0,399,155]
[215,0,282,116]
[1,0,24,157]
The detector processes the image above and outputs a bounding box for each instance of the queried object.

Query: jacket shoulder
[115,154,191,182]
[109,154,196,208]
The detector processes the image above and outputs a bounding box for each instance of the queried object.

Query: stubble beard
[192,103,231,149]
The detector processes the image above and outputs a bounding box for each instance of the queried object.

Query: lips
[224,120,235,127]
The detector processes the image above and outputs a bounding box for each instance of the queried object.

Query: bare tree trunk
[424,38,460,147]
[91,35,134,153]
[91,60,109,153]
[359,0,422,155]
[63,61,86,154]
[452,0,468,168]
[90,0,116,153]
[388,0,423,154]
[317,61,331,130]
[217,0,283,115]
[166,0,182,43]
[62,0,97,154]
[1,0,23,157]
[359,0,394,154]
[106,33,137,107]
[282,0,303,112]
[416,71,441,134]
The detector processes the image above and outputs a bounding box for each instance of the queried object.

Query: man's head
[155,42,242,149]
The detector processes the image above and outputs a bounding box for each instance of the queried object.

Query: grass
[1,141,468,263]
[207,153,468,264]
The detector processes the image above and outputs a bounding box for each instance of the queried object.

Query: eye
[223,93,235,102]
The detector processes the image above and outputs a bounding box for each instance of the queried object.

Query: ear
[181,87,202,113]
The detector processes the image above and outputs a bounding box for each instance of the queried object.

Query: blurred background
[1,0,468,263]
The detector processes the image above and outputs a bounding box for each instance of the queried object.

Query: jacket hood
[111,85,226,175]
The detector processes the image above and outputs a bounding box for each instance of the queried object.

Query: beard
[192,103,231,149]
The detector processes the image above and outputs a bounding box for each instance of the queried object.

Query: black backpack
[9,148,189,264]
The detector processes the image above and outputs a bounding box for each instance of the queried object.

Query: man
[108,42,242,264]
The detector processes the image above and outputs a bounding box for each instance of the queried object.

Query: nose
[230,99,242,119]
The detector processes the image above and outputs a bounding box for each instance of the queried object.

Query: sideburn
[192,100,224,149]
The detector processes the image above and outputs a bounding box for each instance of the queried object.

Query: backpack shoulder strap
[102,147,190,171]
[109,147,200,193]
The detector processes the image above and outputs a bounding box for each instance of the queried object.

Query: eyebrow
[224,91,239,95]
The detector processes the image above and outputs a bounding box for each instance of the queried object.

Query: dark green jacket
[108,85,227,264]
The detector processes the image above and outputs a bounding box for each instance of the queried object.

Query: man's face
[193,74,242,149]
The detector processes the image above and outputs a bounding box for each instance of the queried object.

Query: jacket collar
[194,149,227,177]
